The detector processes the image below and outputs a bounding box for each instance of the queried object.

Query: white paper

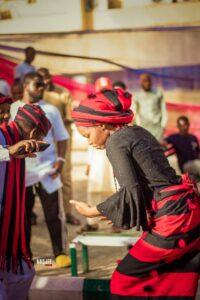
[26,160,62,194]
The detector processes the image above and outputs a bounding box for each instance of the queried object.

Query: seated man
[165,116,200,178]
[0,104,51,300]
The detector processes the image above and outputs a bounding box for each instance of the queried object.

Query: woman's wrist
[87,206,101,218]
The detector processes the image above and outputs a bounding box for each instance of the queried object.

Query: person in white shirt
[82,146,116,232]
[37,68,80,226]
[14,47,36,81]
[11,72,71,268]
[133,73,167,142]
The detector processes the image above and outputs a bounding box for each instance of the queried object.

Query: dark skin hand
[7,140,44,159]
[51,140,67,179]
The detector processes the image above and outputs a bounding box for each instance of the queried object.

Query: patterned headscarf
[14,104,51,135]
[72,88,134,126]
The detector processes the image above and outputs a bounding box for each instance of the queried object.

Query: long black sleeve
[97,125,179,231]
[97,129,148,231]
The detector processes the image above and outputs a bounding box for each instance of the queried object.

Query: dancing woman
[70,88,200,299]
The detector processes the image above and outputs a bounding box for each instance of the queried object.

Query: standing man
[0,104,51,300]
[134,73,167,141]
[14,47,36,81]
[37,68,80,225]
[11,72,71,268]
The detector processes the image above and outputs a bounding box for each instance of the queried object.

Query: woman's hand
[70,200,101,218]
[100,216,113,225]
[51,160,64,179]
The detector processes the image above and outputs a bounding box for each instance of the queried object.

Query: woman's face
[78,126,111,149]
[0,103,11,124]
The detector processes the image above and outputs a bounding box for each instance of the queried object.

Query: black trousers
[26,183,67,257]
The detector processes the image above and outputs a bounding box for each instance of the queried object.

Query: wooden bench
[70,235,138,277]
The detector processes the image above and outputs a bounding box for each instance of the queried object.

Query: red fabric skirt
[111,175,200,299]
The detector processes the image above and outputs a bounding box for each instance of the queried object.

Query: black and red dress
[97,125,200,300]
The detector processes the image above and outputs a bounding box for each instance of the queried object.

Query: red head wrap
[72,88,134,126]
[14,104,51,135]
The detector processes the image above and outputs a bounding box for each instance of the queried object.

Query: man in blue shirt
[165,116,200,176]
[14,47,36,81]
